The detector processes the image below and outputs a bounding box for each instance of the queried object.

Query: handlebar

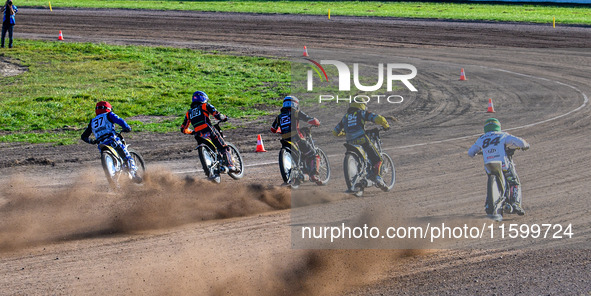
[506,147,525,157]
[300,125,318,134]
[368,126,390,133]
[366,126,389,137]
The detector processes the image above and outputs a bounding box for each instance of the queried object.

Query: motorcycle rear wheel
[344,152,364,193]
[101,149,121,187]
[198,145,217,179]
[279,147,298,187]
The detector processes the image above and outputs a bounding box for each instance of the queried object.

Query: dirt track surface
[1,8,590,295]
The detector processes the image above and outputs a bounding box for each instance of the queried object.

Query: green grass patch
[19,0,591,25]
[0,131,78,145]
[0,40,289,144]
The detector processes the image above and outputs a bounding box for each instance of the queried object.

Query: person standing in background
[1,0,18,48]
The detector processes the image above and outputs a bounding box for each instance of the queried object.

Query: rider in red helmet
[180,91,236,174]
[81,101,141,183]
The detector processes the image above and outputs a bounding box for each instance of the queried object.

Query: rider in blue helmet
[192,91,209,104]
[181,90,236,174]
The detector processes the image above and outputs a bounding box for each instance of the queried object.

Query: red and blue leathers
[180,101,234,168]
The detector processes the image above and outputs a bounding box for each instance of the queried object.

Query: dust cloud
[0,170,424,296]
[125,247,426,296]
[0,169,290,251]
[122,208,427,296]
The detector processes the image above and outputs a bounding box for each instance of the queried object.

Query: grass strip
[0,40,289,144]
[19,0,591,25]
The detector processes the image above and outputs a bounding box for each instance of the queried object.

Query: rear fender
[100,144,119,158]
[343,143,366,160]
[485,161,505,192]
[195,138,216,152]
[281,140,298,152]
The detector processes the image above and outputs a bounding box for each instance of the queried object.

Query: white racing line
[173,161,278,175]
[173,66,588,174]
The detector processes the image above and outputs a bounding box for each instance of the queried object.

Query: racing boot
[370,161,388,191]
[509,184,524,215]
[512,202,525,216]
[308,154,323,185]
[223,149,238,173]
[375,176,388,191]
[130,171,143,184]
[127,158,142,183]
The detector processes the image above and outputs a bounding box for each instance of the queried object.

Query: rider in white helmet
[271,96,322,184]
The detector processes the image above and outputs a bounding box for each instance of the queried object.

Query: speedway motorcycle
[100,131,146,187]
[193,122,244,183]
[342,127,395,197]
[278,126,330,188]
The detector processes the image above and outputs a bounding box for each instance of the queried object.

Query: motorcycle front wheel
[315,148,331,186]
[380,152,396,191]
[227,143,244,180]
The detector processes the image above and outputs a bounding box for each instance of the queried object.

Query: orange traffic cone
[303,46,309,57]
[459,68,467,81]
[487,98,496,113]
[256,134,267,152]
[58,30,64,41]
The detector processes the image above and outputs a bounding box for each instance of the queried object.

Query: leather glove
[375,115,390,129]
[332,130,345,137]
[308,118,320,127]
